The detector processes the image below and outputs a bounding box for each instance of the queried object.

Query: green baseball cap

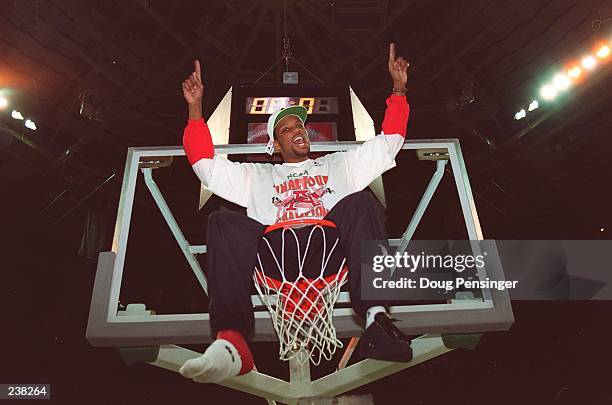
[267,106,308,140]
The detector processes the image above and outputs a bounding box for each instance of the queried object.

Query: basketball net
[253,220,348,365]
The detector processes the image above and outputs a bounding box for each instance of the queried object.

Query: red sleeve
[381,94,410,138]
[183,118,215,165]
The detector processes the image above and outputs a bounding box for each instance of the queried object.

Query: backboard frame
[86,140,514,347]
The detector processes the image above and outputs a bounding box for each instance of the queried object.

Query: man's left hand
[388,43,409,89]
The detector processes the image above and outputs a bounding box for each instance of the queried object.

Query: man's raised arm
[341,43,411,191]
[182,60,214,166]
[180,60,253,207]
[382,43,410,137]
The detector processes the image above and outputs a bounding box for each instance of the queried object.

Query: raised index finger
[194,60,201,80]
[388,43,396,69]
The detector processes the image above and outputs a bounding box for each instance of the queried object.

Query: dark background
[2,0,612,403]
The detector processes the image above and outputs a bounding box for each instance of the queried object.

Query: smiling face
[273,115,310,163]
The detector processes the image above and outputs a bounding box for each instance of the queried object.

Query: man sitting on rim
[180,43,412,383]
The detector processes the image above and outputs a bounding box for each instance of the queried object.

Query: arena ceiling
[1,0,611,240]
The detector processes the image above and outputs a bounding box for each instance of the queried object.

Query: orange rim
[264,219,337,234]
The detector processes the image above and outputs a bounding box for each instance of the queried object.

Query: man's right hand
[183,60,204,119]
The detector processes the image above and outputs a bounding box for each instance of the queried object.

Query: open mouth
[292,134,308,147]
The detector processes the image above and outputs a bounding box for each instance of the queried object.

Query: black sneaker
[358,313,413,362]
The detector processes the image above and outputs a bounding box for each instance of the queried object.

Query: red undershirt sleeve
[381,94,410,138]
[183,118,214,165]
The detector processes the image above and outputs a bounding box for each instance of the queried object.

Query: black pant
[206,191,387,338]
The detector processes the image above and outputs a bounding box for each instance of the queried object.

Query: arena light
[540,84,557,100]
[567,65,582,79]
[0,96,7,109]
[11,110,24,120]
[596,44,610,59]
[514,38,612,124]
[581,55,597,70]
[25,119,37,130]
[514,109,526,120]
[553,73,571,90]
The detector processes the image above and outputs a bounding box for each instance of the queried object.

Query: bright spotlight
[581,55,597,70]
[596,45,610,59]
[514,109,526,120]
[0,96,7,109]
[540,84,557,100]
[25,119,37,130]
[11,110,24,120]
[553,73,571,90]
[528,100,539,111]
[567,65,582,79]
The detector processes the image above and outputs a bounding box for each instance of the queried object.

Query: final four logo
[273,175,332,222]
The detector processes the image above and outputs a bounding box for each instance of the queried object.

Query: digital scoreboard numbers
[246,97,339,115]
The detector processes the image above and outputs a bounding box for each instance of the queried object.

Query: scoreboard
[245,96,339,115]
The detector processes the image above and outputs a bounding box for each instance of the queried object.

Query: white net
[253,220,348,365]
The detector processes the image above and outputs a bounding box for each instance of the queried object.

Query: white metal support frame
[389,159,447,275]
[141,168,208,293]
[87,139,514,404]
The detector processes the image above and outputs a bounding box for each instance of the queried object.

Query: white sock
[179,339,242,383]
[365,306,386,329]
